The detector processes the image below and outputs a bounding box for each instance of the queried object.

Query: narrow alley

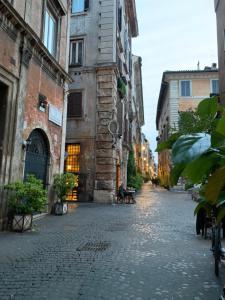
[0,184,224,300]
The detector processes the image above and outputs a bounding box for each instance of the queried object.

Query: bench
[117,189,136,204]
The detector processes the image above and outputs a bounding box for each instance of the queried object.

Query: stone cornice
[165,72,218,80]
[0,0,72,83]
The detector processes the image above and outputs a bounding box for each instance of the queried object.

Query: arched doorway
[24,129,50,186]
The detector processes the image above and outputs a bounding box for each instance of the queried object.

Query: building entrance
[24,129,49,186]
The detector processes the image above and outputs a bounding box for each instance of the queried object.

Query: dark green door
[24,130,49,186]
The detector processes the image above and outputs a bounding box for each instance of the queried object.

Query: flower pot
[12,214,33,232]
[53,202,68,215]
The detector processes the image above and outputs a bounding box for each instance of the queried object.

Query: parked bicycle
[211,217,225,277]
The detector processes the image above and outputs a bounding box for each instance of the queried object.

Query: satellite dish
[108,120,118,135]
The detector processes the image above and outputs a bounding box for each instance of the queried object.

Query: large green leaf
[205,166,225,204]
[194,199,212,216]
[216,191,225,207]
[182,151,220,183]
[216,114,225,137]
[211,131,225,147]
[197,97,217,119]
[156,133,180,152]
[170,164,186,186]
[172,133,211,165]
[216,205,225,223]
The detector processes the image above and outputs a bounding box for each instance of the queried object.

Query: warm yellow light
[144,158,146,161]
[67,165,72,170]
[142,146,146,150]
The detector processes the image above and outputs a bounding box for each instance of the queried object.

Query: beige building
[65,0,139,203]
[156,66,219,186]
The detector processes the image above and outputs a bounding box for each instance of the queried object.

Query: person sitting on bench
[118,183,135,204]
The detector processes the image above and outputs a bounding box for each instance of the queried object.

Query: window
[67,92,83,118]
[180,80,191,97]
[44,8,57,56]
[65,144,80,173]
[64,144,80,201]
[71,0,89,13]
[211,79,219,94]
[118,6,122,31]
[70,40,83,66]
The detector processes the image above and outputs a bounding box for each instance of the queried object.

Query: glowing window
[65,144,80,173]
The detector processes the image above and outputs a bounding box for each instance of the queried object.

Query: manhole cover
[76,241,111,252]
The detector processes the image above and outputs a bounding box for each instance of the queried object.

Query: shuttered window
[67,92,82,118]
[180,80,191,97]
[70,40,83,66]
[211,79,219,94]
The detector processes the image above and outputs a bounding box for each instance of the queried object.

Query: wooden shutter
[67,92,82,117]
[84,0,89,11]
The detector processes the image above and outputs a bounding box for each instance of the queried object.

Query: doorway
[24,129,50,186]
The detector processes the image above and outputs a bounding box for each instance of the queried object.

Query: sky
[132,0,218,162]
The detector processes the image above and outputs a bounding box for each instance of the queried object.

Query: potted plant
[53,173,76,215]
[4,175,47,232]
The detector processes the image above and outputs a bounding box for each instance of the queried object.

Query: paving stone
[0,183,224,299]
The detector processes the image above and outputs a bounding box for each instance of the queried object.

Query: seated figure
[118,183,135,204]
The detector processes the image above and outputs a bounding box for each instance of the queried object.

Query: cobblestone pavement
[0,183,224,300]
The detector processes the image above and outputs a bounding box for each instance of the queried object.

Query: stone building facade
[65,0,139,203]
[156,67,219,186]
[130,55,144,173]
[0,0,71,228]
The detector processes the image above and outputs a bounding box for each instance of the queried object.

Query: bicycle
[211,217,225,277]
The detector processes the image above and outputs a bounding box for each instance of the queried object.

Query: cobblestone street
[0,183,224,300]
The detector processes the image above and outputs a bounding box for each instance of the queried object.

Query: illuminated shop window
[65,144,80,173]
[64,144,80,201]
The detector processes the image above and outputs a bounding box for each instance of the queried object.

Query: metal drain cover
[76,241,111,252]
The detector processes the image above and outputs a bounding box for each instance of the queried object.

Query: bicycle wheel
[214,226,221,277]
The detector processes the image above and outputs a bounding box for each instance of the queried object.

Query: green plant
[117,77,126,99]
[156,96,225,223]
[127,147,144,190]
[53,173,77,202]
[5,175,47,215]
